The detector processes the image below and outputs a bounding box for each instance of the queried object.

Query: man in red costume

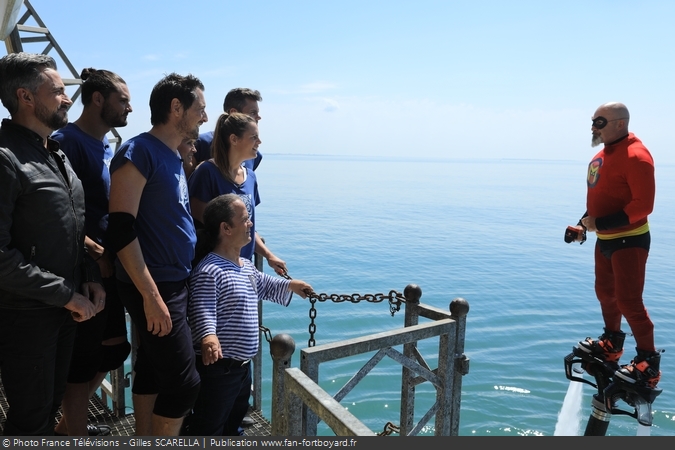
[572,102,661,388]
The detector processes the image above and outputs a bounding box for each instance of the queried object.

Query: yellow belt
[597,222,649,240]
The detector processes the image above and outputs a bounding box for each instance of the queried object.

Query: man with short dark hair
[194,87,263,170]
[52,68,133,437]
[108,72,207,436]
[0,52,104,436]
[572,102,661,389]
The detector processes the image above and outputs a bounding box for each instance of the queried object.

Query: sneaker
[615,350,662,389]
[86,424,111,436]
[240,413,255,427]
[576,329,625,363]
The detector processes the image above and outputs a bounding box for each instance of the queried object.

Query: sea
[132,156,675,436]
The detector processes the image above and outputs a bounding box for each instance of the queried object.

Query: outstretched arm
[289,280,313,299]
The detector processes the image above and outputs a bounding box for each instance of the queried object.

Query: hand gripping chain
[279,272,405,347]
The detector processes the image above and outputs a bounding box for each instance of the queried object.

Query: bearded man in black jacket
[0,52,105,436]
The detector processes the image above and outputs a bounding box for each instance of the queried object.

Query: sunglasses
[592,116,627,130]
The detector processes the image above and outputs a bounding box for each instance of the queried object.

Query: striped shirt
[187,253,292,360]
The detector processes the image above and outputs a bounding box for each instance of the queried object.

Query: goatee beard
[591,132,603,147]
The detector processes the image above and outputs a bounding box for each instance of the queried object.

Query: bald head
[591,102,630,147]
[596,102,630,123]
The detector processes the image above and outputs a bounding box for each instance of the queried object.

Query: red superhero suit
[586,132,655,351]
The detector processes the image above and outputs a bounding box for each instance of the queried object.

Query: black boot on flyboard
[564,332,663,435]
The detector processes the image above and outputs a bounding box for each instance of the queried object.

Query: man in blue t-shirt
[194,87,263,171]
[52,68,133,437]
[107,73,208,436]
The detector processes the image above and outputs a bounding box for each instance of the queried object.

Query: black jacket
[0,119,94,309]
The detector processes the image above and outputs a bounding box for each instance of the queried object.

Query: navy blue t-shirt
[109,133,196,283]
[188,160,260,261]
[52,123,112,245]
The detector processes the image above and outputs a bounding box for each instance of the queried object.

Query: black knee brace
[99,341,131,372]
[154,381,201,419]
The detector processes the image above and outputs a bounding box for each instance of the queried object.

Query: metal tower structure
[3,0,123,149]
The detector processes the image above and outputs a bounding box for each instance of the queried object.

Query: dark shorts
[67,276,129,383]
[117,279,200,418]
[597,231,650,259]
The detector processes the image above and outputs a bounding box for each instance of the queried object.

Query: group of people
[0,52,311,437]
[0,51,662,438]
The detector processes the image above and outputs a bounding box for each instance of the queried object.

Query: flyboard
[563,224,662,436]
[564,340,662,435]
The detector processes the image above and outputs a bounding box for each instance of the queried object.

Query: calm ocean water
[121,156,674,436]
[252,156,675,436]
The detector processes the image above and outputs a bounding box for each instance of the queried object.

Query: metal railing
[268,286,470,436]
[283,368,376,436]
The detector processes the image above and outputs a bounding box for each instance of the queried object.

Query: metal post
[4,26,22,53]
[270,333,295,436]
[284,381,304,436]
[109,367,126,417]
[449,298,470,435]
[253,251,264,411]
[300,351,320,436]
[399,284,421,436]
[434,317,454,435]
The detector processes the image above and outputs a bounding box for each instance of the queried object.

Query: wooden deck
[0,380,272,436]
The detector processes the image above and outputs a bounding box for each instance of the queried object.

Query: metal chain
[377,422,400,436]
[279,271,405,347]
[306,290,404,346]
[259,325,273,343]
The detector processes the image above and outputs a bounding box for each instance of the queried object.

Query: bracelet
[94,254,103,261]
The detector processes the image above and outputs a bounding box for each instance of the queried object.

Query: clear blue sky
[6,0,675,162]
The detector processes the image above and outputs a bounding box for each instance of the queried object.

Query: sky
[3,0,675,163]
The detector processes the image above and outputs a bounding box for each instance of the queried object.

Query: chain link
[259,325,273,343]
[265,272,405,435]
[279,271,405,347]
[306,290,404,347]
[377,421,400,436]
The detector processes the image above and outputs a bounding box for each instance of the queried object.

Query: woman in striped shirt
[186,194,312,436]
